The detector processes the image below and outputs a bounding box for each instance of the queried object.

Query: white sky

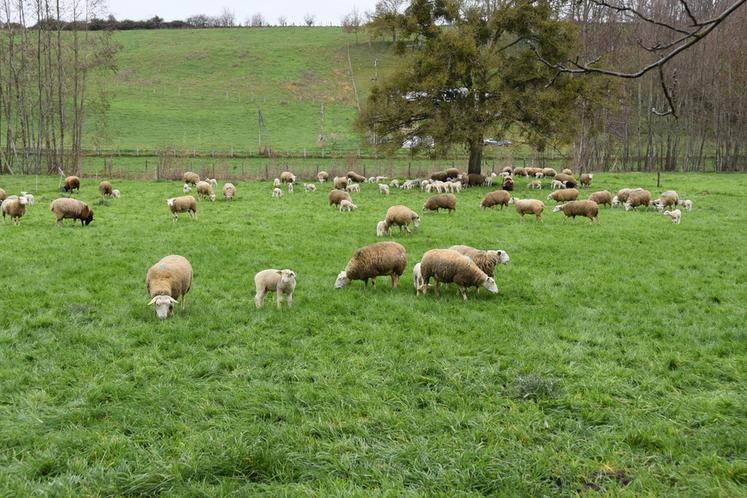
[104,0,380,25]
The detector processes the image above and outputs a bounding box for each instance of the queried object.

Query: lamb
[146,255,193,320]
[502,176,514,191]
[680,199,693,211]
[222,182,236,201]
[273,178,282,188]
[663,209,682,224]
[334,176,349,190]
[335,241,407,289]
[624,189,652,211]
[548,188,579,203]
[167,195,198,221]
[303,183,317,192]
[413,262,425,295]
[317,171,329,183]
[347,171,366,183]
[534,171,544,179]
[254,269,297,309]
[402,179,420,190]
[183,183,192,193]
[480,190,511,210]
[376,176,388,183]
[588,190,612,207]
[528,180,542,190]
[279,171,296,184]
[20,192,34,204]
[99,181,113,198]
[112,189,121,199]
[419,249,498,300]
[420,180,430,191]
[367,176,376,183]
[63,175,81,193]
[1,196,29,225]
[183,172,200,185]
[346,183,360,193]
[208,178,218,188]
[288,182,294,193]
[339,199,357,212]
[376,220,389,237]
[423,193,457,213]
[389,179,400,188]
[272,187,283,198]
[513,198,544,222]
[451,181,463,193]
[328,189,351,207]
[195,180,216,201]
[553,200,599,222]
[550,179,565,190]
[579,173,593,187]
[50,198,94,226]
[542,168,557,177]
[449,245,510,278]
[653,190,680,211]
[384,205,420,233]
[379,184,390,195]
[555,173,577,188]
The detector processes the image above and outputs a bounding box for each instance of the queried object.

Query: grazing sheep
[555,173,577,188]
[339,199,357,212]
[580,173,593,187]
[615,188,635,203]
[347,171,366,183]
[513,198,544,222]
[513,167,527,177]
[376,176,388,183]
[328,189,351,207]
[335,241,407,289]
[346,183,360,193]
[196,181,216,202]
[501,166,513,175]
[0,188,5,201]
[112,189,121,199]
[548,188,579,203]
[624,189,652,211]
[653,190,680,211]
[166,196,197,221]
[542,168,557,178]
[423,193,457,213]
[376,220,389,237]
[334,176,349,190]
[146,255,193,320]
[430,170,448,182]
[273,178,281,188]
[553,200,599,222]
[402,179,420,190]
[99,181,113,198]
[588,190,612,207]
[535,171,544,179]
[419,249,498,300]
[663,209,682,224]
[50,198,94,226]
[183,172,200,185]
[63,176,81,193]
[561,168,573,175]
[466,173,486,187]
[502,176,514,191]
[413,262,425,295]
[208,178,218,188]
[384,205,421,233]
[222,183,236,201]
[449,245,510,278]
[272,187,283,198]
[525,167,540,177]
[303,183,317,192]
[288,182,294,193]
[317,171,329,183]
[480,190,511,210]
[451,181,463,193]
[367,176,376,183]
[1,196,29,225]
[389,179,400,188]
[379,184,390,195]
[183,183,192,193]
[445,167,461,179]
[20,192,34,204]
[279,171,296,184]
[680,199,693,211]
[254,269,297,309]
[420,180,431,191]
[528,180,542,190]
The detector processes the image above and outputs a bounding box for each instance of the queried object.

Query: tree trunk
[467,140,483,175]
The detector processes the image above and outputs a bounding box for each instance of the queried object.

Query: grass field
[0,172,745,495]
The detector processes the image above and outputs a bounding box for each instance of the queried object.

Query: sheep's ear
[168,297,178,304]
[147,297,158,305]
[276,270,283,276]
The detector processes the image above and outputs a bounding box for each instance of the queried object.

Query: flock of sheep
[0,165,694,320]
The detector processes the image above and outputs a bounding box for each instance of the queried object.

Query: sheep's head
[182,184,191,193]
[278,269,296,287]
[490,250,510,265]
[624,202,633,211]
[209,193,216,202]
[508,197,515,205]
[611,196,620,207]
[148,295,178,320]
[82,208,94,225]
[552,204,564,213]
[412,216,421,228]
[482,277,499,294]
[167,198,175,207]
[19,196,28,206]
[334,271,350,289]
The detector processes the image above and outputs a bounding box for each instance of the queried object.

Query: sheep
[653,190,680,211]
[663,209,682,224]
[420,180,430,191]
[402,179,420,190]
[615,188,636,203]
[445,167,461,179]
[317,171,329,183]
[480,190,511,210]
[588,190,612,207]
[579,173,593,188]
[624,189,652,211]
[501,166,513,174]
[335,241,407,289]
[553,200,599,223]
[528,180,542,190]
[334,176,349,190]
[273,178,282,188]
[272,187,283,198]
[288,182,294,193]
[222,182,236,201]
[550,180,564,190]
[279,171,296,184]
[535,171,544,179]
[328,189,351,207]
[513,167,527,177]
[183,172,200,185]
[389,179,400,188]
[367,176,376,183]
[561,168,573,175]
[376,220,389,237]
[208,178,218,188]
[347,171,366,183]
[449,245,510,278]
[183,183,192,193]
[555,173,577,188]
[112,189,121,199]
[430,170,448,182]
[254,269,297,309]
[20,192,34,204]
[166,195,197,221]
[384,205,421,233]
[466,173,486,187]
[146,255,193,320]
[419,249,498,300]
[99,181,113,198]
[346,182,360,193]
[548,188,579,203]
[502,176,514,191]
[376,176,388,183]
[542,167,557,177]
[50,198,94,226]
[303,183,317,193]
[680,199,693,211]
[195,181,216,202]
[451,181,463,193]
[379,184,390,195]
[423,193,457,213]
[63,175,81,193]
[0,188,5,201]
[513,198,544,222]
[339,199,357,212]
[1,196,28,225]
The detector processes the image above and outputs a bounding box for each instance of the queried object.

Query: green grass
[0,172,745,495]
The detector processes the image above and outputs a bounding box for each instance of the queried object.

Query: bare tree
[303,13,315,27]
[248,12,265,27]
[217,7,236,27]
[277,16,287,27]
[342,7,363,42]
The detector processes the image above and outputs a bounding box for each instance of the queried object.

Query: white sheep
[20,192,34,204]
[182,183,191,193]
[339,199,357,212]
[347,183,360,193]
[111,189,121,199]
[379,184,390,195]
[389,179,400,188]
[288,182,294,193]
[146,255,193,320]
[680,199,693,211]
[209,178,218,188]
[254,269,297,309]
[663,209,682,224]
[413,262,425,295]
[272,187,283,198]
[528,180,542,190]
[303,183,317,192]
[376,176,388,183]
[420,180,430,191]
[273,178,281,187]
[535,172,544,179]
[376,220,389,237]
[367,176,376,183]
[551,180,564,190]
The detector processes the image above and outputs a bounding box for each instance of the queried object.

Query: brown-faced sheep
[1,196,29,225]
[548,188,579,203]
[63,176,80,193]
[449,245,510,278]
[317,171,329,183]
[384,205,421,233]
[328,189,352,207]
[624,189,652,211]
[347,171,366,183]
[480,190,511,210]
[50,198,94,226]
[167,195,197,221]
[423,193,457,213]
[99,181,113,198]
[513,198,544,222]
[254,269,297,309]
[419,249,498,300]
[195,181,216,202]
[525,167,541,177]
[222,183,236,201]
[183,171,200,185]
[279,171,296,183]
[588,190,612,207]
[580,173,593,188]
[146,255,193,320]
[553,200,599,222]
[445,167,461,179]
[335,241,407,289]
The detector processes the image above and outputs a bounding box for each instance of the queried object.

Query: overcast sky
[105,1,380,25]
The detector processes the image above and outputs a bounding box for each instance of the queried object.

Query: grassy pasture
[0,172,745,496]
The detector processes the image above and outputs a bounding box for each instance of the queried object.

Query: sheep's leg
[276,292,283,310]
[286,293,293,308]
[391,274,399,288]
[434,280,440,297]
[181,294,187,310]
[255,290,265,308]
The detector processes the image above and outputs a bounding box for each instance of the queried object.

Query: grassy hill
[93,28,395,154]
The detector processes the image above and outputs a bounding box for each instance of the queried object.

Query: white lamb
[680,199,693,211]
[273,178,281,187]
[288,182,294,193]
[347,183,360,193]
[379,184,390,195]
[254,269,297,309]
[183,183,191,193]
[304,183,317,192]
[376,220,389,237]
[272,188,283,198]
[339,199,357,212]
[663,209,682,224]
[389,179,400,188]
